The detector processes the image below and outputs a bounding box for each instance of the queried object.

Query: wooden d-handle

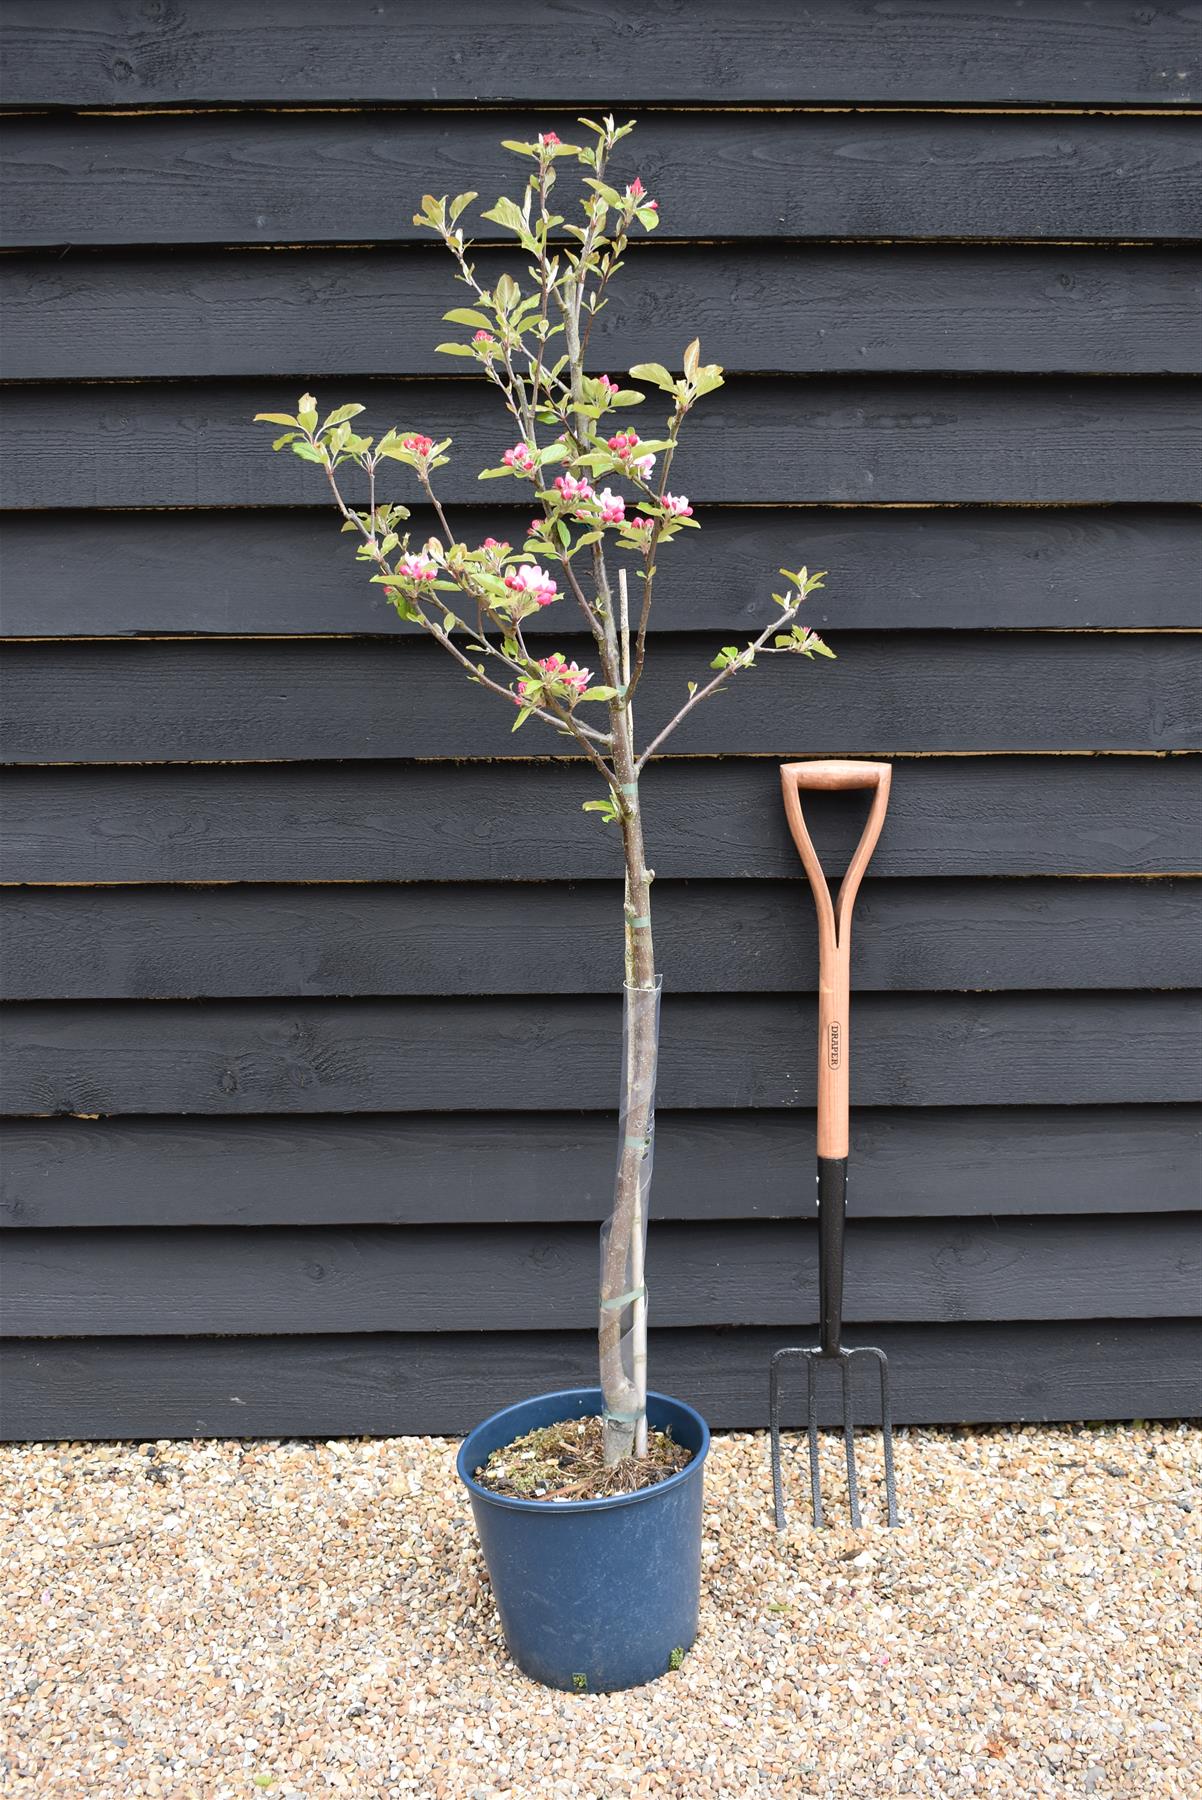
[780,761,892,1157]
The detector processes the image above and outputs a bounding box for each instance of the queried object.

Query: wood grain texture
[5,634,1194,765]
[5,245,1199,380]
[2,113,1198,250]
[5,1106,1198,1228]
[4,757,1197,884]
[4,378,1198,508]
[4,1322,1199,1440]
[3,992,1198,1116]
[2,1,1197,106]
[5,1214,1196,1337]
[5,879,1196,1001]
[4,506,1197,636]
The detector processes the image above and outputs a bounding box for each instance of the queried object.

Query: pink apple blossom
[502,442,536,471]
[481,537,509,550]
[554,473,595,505]
[662,493,693,517]
[538,131,561,148]
[633,453,656,480]
[596,488,626,523]
[504,563,559,606]
[629,177,645,199]
[396,553,438,582]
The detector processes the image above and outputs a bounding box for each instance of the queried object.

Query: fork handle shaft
[817,1155,848,1354]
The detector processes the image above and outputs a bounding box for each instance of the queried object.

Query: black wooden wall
[1,2,1200,1439]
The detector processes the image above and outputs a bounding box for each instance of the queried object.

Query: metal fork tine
[805,1354,824,1529]
[873,1347,900,1529]
[769,1350,787,1532]
[840,1355,862,1529]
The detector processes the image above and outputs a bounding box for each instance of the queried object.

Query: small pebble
[2,1422,1198,1797]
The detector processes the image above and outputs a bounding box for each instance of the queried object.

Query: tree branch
[635,602,804,771]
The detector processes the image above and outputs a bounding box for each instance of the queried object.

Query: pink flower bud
[397,553,438,582]
[597,374,619,397]
[629,177,645,199]
[539,131,561,148]
[520,653,592,701]
[502,443,536,471]
[596,488,626,524]
[473,330,494,345]
[662,493,692,517]
[402,434,434,458]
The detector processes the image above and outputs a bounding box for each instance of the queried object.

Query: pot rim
[456,1386,710,1516]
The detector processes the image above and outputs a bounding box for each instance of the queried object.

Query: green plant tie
[600,1284,646,1311]
[624,1134,648,1151]
[619,782,639,798]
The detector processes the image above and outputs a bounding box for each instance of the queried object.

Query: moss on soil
[474,1414,691,1501]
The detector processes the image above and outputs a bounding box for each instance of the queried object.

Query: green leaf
[710,644,740,671]
[442,307,493,329]
[628,362,675,393]
[582,797,621,824]
[291,442,324,463]
[608,390,645,407]
[434,342,477,358]
[271,432,297,450]
[297,394,318,431]
[511,704,535,732]
[449,190,478,222]
[321,403,365,430]
[477,466,517,480]
[580,685,617,702]
[480,197,528,237]
[254,412,299,428]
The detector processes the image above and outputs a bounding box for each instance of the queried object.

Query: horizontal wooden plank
[3,506,1197,636]
[2,1,1196,107]
[3,992,1197,1116]
[4,1321,1198,1439]
[3,113,1198,249]
[6,633,1195,766]
[5,1213,1196,1337]
[4,378,1198,508]
[5,245,1199,380]
[3,879,1197,1001]
[5,1105,1198,1228]
[4,757,1197,884]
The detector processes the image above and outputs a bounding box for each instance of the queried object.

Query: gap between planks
[3,629,1198,645]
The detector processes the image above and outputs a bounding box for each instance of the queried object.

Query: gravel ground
[3,1422,1198,1799]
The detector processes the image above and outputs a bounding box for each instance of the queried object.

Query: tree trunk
[599,737,660,1465]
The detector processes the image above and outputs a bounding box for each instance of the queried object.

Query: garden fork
[770,760,899,1530]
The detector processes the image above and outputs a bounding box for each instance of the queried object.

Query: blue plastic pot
[456,1386,710,1693]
